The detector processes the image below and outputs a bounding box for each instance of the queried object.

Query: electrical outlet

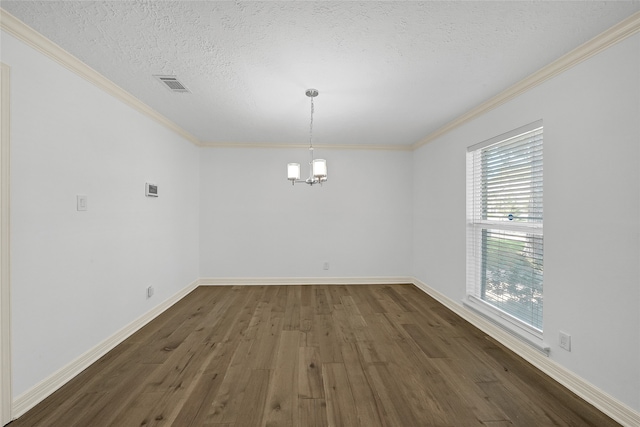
[323,262,329,270]
[147,286,154,299]
[559,331,571,351]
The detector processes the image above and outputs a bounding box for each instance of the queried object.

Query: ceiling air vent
[153,75,190,93]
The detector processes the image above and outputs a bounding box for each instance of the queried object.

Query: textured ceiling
[2,1,639,147]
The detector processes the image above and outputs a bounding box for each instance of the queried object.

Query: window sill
[463,295,550,355]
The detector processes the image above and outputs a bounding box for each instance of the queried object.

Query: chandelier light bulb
[288,163,301,182]
[312,159,327,179]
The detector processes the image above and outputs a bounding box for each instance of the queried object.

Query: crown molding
[0,8,407,152]
[412,11,640,150]
[1,8,638,152]
[199,142,413,151]
[0,9,201,146]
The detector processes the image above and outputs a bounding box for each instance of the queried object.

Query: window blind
[467,121,543,331]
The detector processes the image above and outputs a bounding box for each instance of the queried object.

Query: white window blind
[467,120,543,332]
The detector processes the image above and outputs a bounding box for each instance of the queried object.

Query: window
[466,120,543,334]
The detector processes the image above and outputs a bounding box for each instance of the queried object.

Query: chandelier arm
[291,178,320,186]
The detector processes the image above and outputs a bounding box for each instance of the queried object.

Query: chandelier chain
[309,96,314,149]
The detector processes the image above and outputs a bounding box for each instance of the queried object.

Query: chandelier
[287,89,327,185]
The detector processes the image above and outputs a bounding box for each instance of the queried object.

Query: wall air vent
[153,75,191,93]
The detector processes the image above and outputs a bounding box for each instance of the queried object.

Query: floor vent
[153,75,190,93]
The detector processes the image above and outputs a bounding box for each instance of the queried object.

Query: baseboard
[11,277,638,426]
[410,277,640,427]
[11,279,199,419]
[198,276,413,286]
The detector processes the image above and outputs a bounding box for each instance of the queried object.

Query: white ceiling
[2,1,639,148]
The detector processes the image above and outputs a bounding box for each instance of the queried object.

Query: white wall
[3,32,200,398]
[3,14,639,419]
[199,147,413,278]
[412,33,640,411]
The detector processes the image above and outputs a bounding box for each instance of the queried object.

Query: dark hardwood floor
[9,285,619,426]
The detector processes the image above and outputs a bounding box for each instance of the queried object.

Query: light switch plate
[77,195,87,211]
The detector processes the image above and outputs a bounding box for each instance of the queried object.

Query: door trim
[1,61,13,425]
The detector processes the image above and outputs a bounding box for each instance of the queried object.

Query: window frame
[465,120,546,349]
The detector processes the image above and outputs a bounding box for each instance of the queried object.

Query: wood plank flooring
[9,285,620,427]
